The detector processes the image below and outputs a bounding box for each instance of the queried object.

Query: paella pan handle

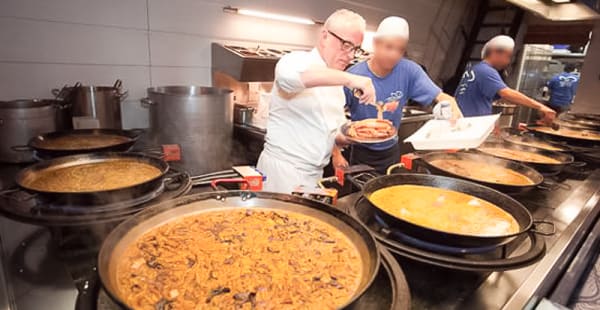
[10,145,33,152]
[348,172,379,190]
[0,188,37,202]
[386,163,405,175]
[530,220,556,236]
[210,178,249,191]
[537,179,571,191]
[163,171,187,191]
[569,161,587,168]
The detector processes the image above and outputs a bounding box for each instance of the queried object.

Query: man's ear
[320,28,328,41]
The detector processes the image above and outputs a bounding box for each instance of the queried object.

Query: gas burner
[0,167,191,226]
[92,247,410,310]
[350,196,546,271]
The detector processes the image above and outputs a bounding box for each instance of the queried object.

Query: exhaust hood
[211,43,293,82]
[506,0,600,21]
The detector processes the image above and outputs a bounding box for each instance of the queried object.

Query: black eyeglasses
[327,30,366,58]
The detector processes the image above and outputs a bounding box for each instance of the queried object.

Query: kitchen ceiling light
[224,6,317,25]
[551,0,571,3]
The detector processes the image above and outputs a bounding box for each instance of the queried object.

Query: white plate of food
[340,119,397,144]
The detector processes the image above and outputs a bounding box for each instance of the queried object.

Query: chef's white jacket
[257,48,347,193]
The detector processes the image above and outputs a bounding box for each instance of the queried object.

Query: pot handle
[348,172,378,190]
[113,79,123,89]
[211,178,249,191]
[531,219,556,236]
[140,98,154,108]
[116,90,129,101]
[52,82,81,100]
[11,145,32,152]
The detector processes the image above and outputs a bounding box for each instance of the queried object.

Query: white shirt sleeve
[274,51,309,94]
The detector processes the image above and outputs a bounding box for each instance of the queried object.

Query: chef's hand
[539,106,557,124]
[347,75,376,105]
[332,150,349,170]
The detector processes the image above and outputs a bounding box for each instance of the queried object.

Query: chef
[337,16,462,173]
[455,35,556,122]
[545,63,579,114]
[257,9,376,193]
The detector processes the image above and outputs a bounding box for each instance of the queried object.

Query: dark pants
[347,143,401,174]
[547,103,571,115]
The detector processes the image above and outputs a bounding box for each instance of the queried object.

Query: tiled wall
[0,0,477,128]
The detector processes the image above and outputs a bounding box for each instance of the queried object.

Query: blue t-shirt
[454,62,507,117]
[547,72,579,107]
[344,59,441,151]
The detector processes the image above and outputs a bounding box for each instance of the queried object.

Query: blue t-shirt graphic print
[455,61,508,117]
[547,72,579,107]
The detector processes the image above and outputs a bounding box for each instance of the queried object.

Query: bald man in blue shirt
[455,35,556,121]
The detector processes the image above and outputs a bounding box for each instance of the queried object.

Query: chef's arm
[435,92,463,119]
[498,88,556,121]
[299,68,376,104]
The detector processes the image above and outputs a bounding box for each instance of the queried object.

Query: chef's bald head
[481,35,515,58]
[324,9,366,34]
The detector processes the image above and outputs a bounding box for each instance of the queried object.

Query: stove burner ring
[373,214,501,255]
[350,196,546,271]
[39,183,165,215]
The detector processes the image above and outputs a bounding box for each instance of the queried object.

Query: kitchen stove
[0,159,600,309]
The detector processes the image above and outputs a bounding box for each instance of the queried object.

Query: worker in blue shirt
[546,63,579,113]
[455,35,556,122]
[336,16,462,173]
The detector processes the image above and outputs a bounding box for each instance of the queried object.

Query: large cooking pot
[418,152,544,194]
[98,191,381,309]
[141,86,234,175]
[14,152,169,205]
[352,173,547,248]
[0,99,67,163]
[54,80,127,129]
